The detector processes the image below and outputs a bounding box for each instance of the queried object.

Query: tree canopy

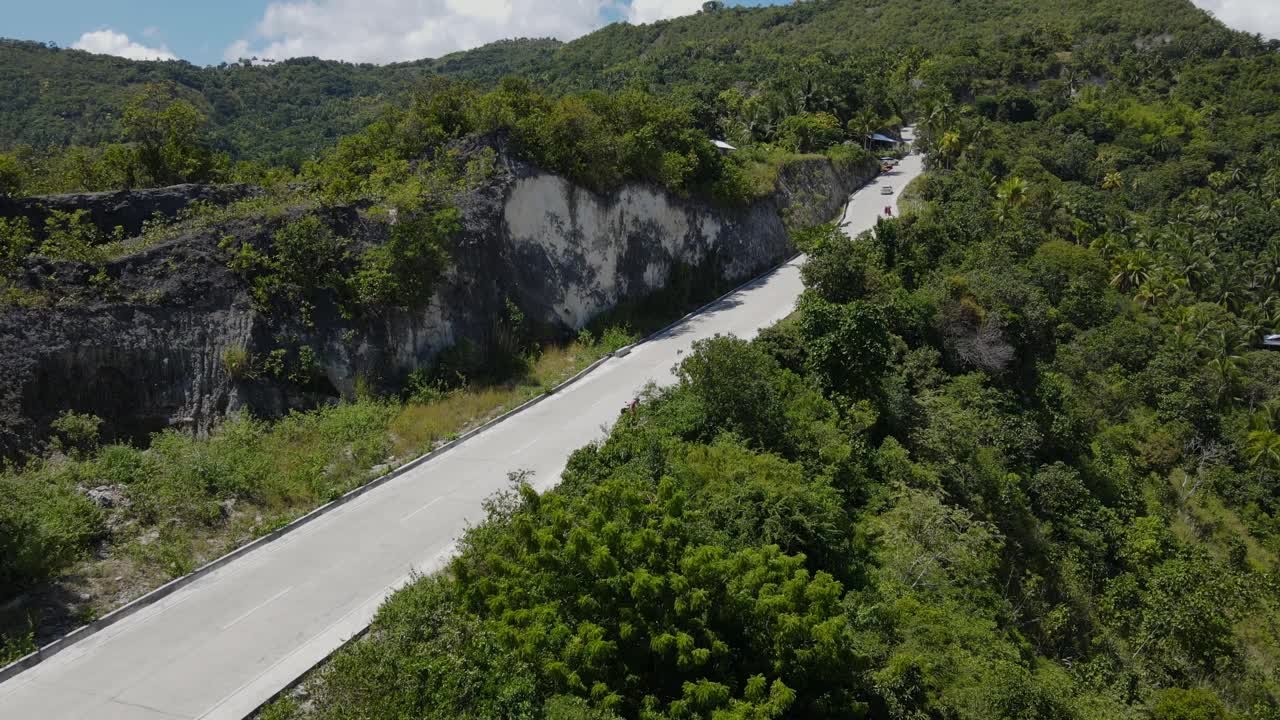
[3,0,1280,717]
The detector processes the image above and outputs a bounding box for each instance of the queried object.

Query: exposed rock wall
[0,153,877,458]
[501,174,773,330]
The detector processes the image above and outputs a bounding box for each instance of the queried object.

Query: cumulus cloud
[73,29,177,61]
[230,0,1276,66]
[1192,0,1280,39]
[225,0,620,64]
[627,0,704,25]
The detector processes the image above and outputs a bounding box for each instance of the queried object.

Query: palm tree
[1246,429,1280,469]
[1110,249,1153,291]
[1254,245,1280,293]
[922,100,954,139]
[993,176,1029,224]
[1090,232,1127,262]
[938,130,962,170]
[1202,327,1248,408]
[848,107,882,149]
[1134,270,1188,309]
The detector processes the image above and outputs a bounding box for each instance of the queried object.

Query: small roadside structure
[867,132,903,148]
[711,139,738,153]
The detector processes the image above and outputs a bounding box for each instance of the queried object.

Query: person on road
[884,206,893,217]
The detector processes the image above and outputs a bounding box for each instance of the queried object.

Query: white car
[880,185,894,195]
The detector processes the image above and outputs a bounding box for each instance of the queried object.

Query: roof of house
[711,139,738,151]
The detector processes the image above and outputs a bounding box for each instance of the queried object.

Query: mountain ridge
[0,0,1231,164]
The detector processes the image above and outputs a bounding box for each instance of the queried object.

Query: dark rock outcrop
[0,184,261,239]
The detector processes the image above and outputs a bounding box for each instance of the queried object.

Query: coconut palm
[993,176,1029,223]
[1252,245,1280,292]
[1110,249,1153,291]
[938,130,962,170]
[848,107,882,148]
[1246,428,1280,469]
[1134,270,1188,309]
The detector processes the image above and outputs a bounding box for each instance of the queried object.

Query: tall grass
[390,337,614,457]
[0,330,634,649]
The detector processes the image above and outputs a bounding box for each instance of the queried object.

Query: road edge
[235,150,919,715]
[0,252,803,689]
[0,350,622,685]
[0,138,914,694]
[234,249,815,718]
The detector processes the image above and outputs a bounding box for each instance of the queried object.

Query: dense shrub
[0,153,23,197]
[0,469,102,599]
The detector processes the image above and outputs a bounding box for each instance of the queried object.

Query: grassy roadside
[0,251,758,664]
[0,139,841,662]
[896,171,929,217]
[0,328,632,663]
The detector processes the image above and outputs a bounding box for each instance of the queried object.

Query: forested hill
[3,0,1280,716]
[0,0,1229,165]
[534,0,1225,92]
[0,37,562,165]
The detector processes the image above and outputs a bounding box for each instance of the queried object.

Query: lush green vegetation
[0,37,559,166]
[243,3,1279,720]
[0,327,637,652]
[0,0,1241,170]
[4,1,1280,717]
[6,74,867,315]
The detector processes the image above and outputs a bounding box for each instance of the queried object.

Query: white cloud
[226,0,1280,68]
[225,0,619,64]
[626,0,703,25]
[1192,0,1280,39]
[73,29,177,61]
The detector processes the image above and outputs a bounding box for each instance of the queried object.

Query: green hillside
[3,0,1280,717]
[0,0,1226,167]
[0,37,561,165]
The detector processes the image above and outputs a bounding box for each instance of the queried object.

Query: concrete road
[0,134,921,720]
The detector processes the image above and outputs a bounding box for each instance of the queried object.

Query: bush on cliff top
[301,77,760,205]
[0,153,23,197]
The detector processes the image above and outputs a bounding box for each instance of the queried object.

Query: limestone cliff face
[502,173,774,330]
[0,152,876,458]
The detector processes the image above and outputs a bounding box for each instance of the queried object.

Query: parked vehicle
[881,185,893,195]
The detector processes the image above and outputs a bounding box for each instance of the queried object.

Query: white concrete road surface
[0,134,921,720]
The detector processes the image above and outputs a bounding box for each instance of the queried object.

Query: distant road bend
[0,132,923,720]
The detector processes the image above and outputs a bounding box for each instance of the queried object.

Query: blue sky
[3,0,1275,67]
[3,0,785,65]
[7,1,264,64]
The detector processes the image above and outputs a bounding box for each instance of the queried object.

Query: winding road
[0,131,922,720]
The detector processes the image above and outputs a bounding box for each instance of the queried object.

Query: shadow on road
[648,288,752,343]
